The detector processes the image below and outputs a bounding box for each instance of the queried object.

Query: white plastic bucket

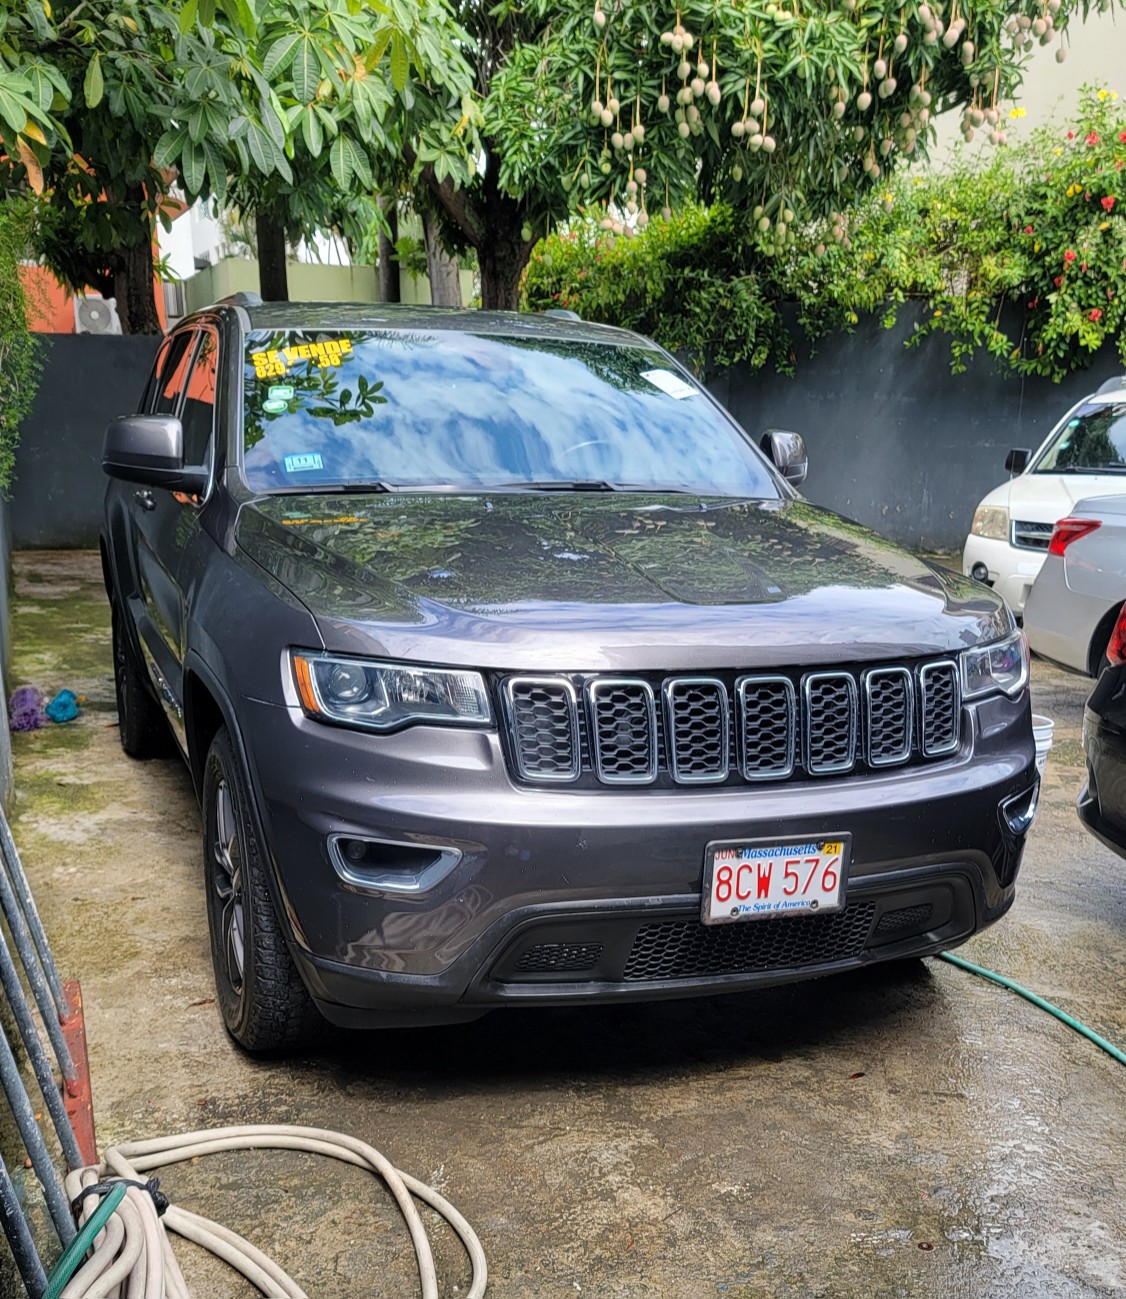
[1032,714,1054,777]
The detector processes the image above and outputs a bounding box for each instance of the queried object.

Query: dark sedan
[1080,600,1126,858]
[101,298,1038,1051]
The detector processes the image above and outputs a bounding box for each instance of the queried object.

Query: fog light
[1001,781,1040,836]
[971,562,990,583]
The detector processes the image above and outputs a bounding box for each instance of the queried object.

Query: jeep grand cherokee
[101,299,1038,1051]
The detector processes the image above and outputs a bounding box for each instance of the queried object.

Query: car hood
[979,472,1126,521]
[237,492,1012,671]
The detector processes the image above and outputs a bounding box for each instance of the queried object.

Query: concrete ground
[5,549,1126,1298]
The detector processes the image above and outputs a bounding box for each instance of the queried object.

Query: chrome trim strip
[663,677,730,785]
[862,666,914,768]
[587,677,658,785]
[502,676,581,782]
[735,675,796,781]
[802,671,858,775]
[327,834,463,896]
[919,660,961,757]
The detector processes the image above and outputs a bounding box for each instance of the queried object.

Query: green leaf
[329,132,352,189]
[153,123,188,168]
[199,0,216,25]
[262,33,299,79]
[0,84,28,136]
[300,104,322,156]
[181,142,205,195]
[389,32,408,93]
[83,55,103,109]
[291,34,319,103]
[178,0,199,36]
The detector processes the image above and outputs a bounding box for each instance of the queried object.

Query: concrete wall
[10,334,161,549]
[713,304,1124,551]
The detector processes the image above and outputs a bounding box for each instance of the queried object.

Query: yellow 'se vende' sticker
[251,337,353,378]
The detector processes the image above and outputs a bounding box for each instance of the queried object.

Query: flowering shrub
[0,202,39,492]
[524,87,1126,383]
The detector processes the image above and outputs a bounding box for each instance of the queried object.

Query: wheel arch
[1087,600,1124,678]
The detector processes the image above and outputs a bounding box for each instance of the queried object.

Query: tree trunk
[377,197,400,304]
[256,211,289,301]
[422,211,461,307]
[111,240,162,335]
[478,237,531,311]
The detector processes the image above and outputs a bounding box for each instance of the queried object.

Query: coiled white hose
[58,1124,488,1299]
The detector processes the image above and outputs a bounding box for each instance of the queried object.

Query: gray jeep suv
[101,298,1038,1051]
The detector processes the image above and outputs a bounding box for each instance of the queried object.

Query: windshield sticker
[283,453,324,473]
[251,338,354,378]
[641,369,697,400]
[268,384,295,402]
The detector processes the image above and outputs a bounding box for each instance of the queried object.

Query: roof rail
[216,291,263,308]
[1095,375,1126,395]
[542,307,582,322]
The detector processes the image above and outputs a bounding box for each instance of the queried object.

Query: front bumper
[238,692,1037,1027]
[962,535,1046,616]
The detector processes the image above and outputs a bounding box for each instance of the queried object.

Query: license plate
[701,835,850,925]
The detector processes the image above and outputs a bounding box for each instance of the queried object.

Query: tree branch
[404,142,481,249]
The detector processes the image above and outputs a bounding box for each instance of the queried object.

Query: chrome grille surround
[587,678,658,784]
[736,675,797,781]
[502,677,580,782]
[863,666,914,768]
[919,660,961,757]
[1011,519,1054,551]
[663,677,730,784]
[802,672,859,775]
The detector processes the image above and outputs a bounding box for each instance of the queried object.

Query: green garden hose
[44,1182,126,1299]
[938,950,1126,1067]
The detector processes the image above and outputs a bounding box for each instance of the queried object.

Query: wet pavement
[4,550,1125,1298]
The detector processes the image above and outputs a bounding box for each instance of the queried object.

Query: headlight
[291,652,492,731]
[970,505,1010,541]
[961,630,1029,700]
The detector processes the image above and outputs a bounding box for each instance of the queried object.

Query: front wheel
[203,726,322,1053]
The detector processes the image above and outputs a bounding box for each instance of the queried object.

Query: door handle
[133,489,156,512]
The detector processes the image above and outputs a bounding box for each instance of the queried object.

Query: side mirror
[1005,447,1032,474]
[102,415,208,494]
[760,429,808,488]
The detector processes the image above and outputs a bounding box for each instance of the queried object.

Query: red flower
[1103,196,1117,211]
[1054,275,1064,287]
[1064,249,1077,262]
[1089,308,1103,322]
[1067,131,1075,139]
[1120,131,1126,142]
[1024,224,1034,233]
[1086,131,1101,146]
[1028,297,1039,309]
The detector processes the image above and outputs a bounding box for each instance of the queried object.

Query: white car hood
[978,472,1126,522]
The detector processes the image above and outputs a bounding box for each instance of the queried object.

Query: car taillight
[1108,602,1126,667]
[1047,518,1101,556]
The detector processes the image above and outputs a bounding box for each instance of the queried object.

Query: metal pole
[0,1023,74,1247]
[0,1152,48,1299]
[0,815,70,1021]
[0,925,82,1171]
[0,859,77,1091]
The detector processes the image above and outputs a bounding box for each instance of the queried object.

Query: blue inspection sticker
[284,453,324,473]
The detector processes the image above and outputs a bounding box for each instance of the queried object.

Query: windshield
[1034,402,1126,474]
[239,328,781,497]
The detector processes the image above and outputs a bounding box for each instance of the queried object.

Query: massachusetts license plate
[701,835,851,925]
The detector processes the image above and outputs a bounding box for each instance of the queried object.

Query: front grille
[588,679,657,783]
[664,678,729,783]
[499,657,963,788]
[920,661,960,756]
[513,942,603,973]
[873,903,933,937]
[865,668,913,767]
[622,902,878,980]
[1011,519,1053,551]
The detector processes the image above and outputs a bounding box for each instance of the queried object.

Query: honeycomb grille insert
[622,902,878,980]
[504,678,579,781]
[665,678,729,783]
[920,661,960,757]
[513,942,604,973]
[865,668,913,767]
[872,903,934,937]
[737,676,796,779]
[804,673,858,774]
[588,679,658,783]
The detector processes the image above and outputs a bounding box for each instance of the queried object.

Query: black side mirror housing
[102,415,208,494]
[1005,447,1032,474]
[760,429,808,488]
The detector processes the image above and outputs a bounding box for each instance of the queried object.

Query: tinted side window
[180,330,219,467]
[141,339,172,413]
[152,331,196,416]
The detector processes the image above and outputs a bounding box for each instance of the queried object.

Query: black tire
[111,602,174,759]
[203,726,322,1053]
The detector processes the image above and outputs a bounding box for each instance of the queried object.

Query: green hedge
[524,87,1126,383]
[0,203,39,492]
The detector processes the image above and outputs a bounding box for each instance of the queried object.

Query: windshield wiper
[1062,466,1126,474]
[262,482,396,495]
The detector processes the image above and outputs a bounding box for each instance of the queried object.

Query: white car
[963,375,1126,615]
